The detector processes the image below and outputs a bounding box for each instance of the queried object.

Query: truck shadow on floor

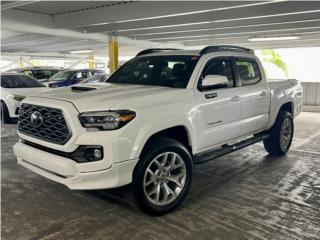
[82,152,286,215]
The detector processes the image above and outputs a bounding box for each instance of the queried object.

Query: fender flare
[128,121,197,160]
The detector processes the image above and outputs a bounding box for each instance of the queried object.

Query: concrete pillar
[18,57,24,68]
[108,34,119,74]
[88,53,95,69]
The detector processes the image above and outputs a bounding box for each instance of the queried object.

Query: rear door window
[235,59,261,86]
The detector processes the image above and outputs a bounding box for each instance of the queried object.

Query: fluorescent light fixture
[132,19,320,37]
[117,9,320,33]
[114,2,273,24]
[145,26,320,41]
[249,35,302,42]
[70,49,93,54]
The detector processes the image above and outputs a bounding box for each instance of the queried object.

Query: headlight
[12,95,26,101]
[79,110,136,130]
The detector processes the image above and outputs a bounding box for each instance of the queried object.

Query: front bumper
[6,98,20,118]
[14,141,138,190]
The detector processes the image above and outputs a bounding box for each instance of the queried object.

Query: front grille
[18,103,71,145]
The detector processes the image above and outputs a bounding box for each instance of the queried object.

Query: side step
[194,132,270,164]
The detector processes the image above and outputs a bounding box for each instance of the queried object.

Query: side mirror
[201,75,229,90]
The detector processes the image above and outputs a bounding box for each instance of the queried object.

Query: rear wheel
[263,111,293,155]
[131,137,193,215]
[1,102,12,124]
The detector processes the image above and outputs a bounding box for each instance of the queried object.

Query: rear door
[235,58,270,136]
[195,57,241,151]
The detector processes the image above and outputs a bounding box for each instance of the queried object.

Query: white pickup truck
[14,46,303,215]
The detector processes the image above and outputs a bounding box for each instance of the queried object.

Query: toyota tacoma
[14,46,303,215]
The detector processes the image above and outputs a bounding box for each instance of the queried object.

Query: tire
[1,101,12,124]
[131,137,193,215]
[263,111,294,155]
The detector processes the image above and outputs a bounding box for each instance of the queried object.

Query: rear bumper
[14,141,138,190]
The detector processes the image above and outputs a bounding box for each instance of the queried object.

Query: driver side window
[200,58,235,89]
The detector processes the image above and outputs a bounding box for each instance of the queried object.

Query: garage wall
[301,82,320,105]
[301,82,320,112]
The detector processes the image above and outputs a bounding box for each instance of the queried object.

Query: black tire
[1,101,12,124]
[131,137,193,215]
[263,111,294,155]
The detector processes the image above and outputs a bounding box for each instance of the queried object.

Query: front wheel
[263,111,294,155]
[131,137,193,215]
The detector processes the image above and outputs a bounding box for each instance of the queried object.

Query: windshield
[82,74,108,83]
[23,70,59,79]
[1,75,45,88]
[49,71,74,82]
[107,55,199,88]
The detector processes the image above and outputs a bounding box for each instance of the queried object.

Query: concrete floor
[2,112,320,240]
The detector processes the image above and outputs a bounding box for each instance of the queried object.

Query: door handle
[205,93,217,99]
[260,90,268,97]
[230,96,241,102]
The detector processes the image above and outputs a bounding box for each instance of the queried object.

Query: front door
[195,57,241,152]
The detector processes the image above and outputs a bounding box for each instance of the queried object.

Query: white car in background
[1,73,47,123]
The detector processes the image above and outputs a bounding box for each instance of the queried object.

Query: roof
[1,72,28,76]
[136,45,254,57]
[61,69,104,72]
[137,50,200,57]
[10,67,64,71]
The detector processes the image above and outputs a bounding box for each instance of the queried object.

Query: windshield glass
[23,70,59,79]
[82,74,108,83]
[49,71,74,82]
[107,55,199,88]
[1,75,45,88]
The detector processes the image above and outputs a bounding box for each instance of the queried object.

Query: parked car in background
[8,67,64,82]
[80,73,108,84]
[1,73,47,123]
[45,69,105,88]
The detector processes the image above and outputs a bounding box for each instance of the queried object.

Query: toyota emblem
[31,111,43,128]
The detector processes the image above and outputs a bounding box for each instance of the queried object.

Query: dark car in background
[80,73,109,84]
[45,69,105,88]
[8,67,65,82]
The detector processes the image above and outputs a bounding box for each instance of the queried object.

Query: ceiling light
[70,49,93,54]
[114,2,272,24]
[249,35,302,42]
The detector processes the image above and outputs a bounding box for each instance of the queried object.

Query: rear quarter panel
[267,79,302,129]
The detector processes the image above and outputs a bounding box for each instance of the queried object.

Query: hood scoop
[71,86,97,92]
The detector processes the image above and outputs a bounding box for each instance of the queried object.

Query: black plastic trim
[194,132,270,164]
[199,45,254,55]
[136,48,181,56]
[22,140,103,163]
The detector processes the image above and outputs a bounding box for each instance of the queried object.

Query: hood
[38,78,49,82]
[30,83,183,112]
[7,87,48,97]
[47,80,63,86]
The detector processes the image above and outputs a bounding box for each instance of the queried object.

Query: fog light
[84,147,103,162]
[73,146,104,162]
[93,149,102,160]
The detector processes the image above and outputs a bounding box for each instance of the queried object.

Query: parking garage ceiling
[1,1,320,57]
